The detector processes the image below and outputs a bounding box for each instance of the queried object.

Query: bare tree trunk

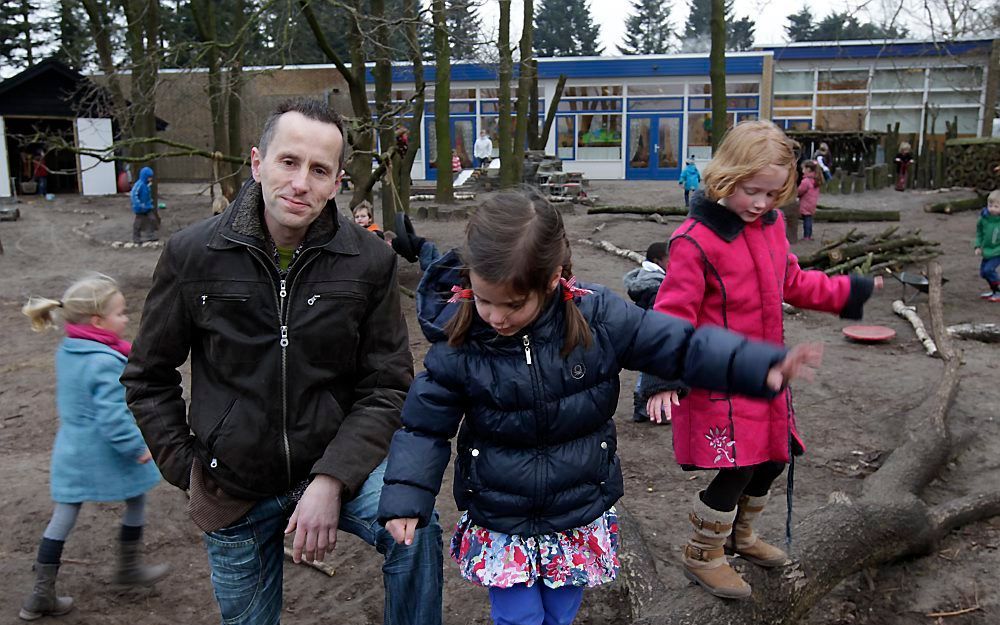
[191,0,232,200]
[397,0,425,214]
[81,0,130,140]
[372,0,398,224]
[226,0,247,193]
[19,0,34,66]
[709,0,727,151]
[120,0,160,195]
[534,74,567,151]
[618,263,1000,625]
[512,0,533,183]
[433,0,453,203]
[497,0,515,187]
[527,60,539,149]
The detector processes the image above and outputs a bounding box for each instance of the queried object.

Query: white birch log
[892,299,938,357]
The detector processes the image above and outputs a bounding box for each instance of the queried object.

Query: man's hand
[284,474,343,563]
[386,518,419,545]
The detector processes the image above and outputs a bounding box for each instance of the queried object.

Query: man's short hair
[645,241,668,263]
[258,98,347,173]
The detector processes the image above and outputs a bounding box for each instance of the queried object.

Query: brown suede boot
[682,496,752,600]
[19,562,73,621]
[726,493,790,567]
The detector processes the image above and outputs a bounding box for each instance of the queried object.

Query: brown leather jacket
[122,180,412,501]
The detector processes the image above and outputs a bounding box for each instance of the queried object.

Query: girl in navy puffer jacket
[377,191,821,625]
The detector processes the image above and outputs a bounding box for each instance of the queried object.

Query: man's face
[251,112,343,242]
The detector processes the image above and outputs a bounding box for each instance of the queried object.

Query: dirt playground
[0,180,997,624]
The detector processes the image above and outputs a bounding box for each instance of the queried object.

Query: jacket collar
[208,178,359,256]
[688,190,778,242]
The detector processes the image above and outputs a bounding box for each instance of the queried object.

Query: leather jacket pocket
[296,290,366,365]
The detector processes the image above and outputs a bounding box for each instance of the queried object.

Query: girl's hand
[975,247,982,256]
[137,449,153,464]
[646,391,679,424]
[386,518,419,545]
[766,343,823,391]
[874,276,884,289]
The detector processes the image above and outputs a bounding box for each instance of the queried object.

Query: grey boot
[112,541,170,586]
[19,562,73,621]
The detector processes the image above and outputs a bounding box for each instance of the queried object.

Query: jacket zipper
[522,333,548,529]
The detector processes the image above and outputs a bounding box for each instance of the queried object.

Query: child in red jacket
[644,121,882,600]
[797,160,822,240]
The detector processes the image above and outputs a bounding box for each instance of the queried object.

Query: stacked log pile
[944,137,1000,192]
[798,226,940,275]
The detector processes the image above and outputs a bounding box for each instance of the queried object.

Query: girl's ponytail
[560,261,593,358]
[22,297,63,332]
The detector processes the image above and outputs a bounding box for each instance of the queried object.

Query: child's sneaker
[980,291,996,299]
[988,293,1000,303]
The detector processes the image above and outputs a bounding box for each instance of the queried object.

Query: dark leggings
[700,462,786,512]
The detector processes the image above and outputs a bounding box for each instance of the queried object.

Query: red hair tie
[560,276,593,302]
[447,285,474,303]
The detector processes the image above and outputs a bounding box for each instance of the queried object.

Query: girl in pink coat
[643,121,881,600]
[797,160,822,240]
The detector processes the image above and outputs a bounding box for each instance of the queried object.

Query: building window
[628,83,684,96]
[872,68,924,91]
[816,109,865,131]
[556,116,575,159]
[687,112,734,158]
[565,85,622,97]
[929,67,982,91]
[577,114,622,160]
[869,109,921,133]
[817,70,868,91]
[871,92,925,107]
[558,98,622,112]
[774,71,814,92]
[816,92,867,107]
[933,107,980,136]
[775,94,812,109]
[627,98,683,111]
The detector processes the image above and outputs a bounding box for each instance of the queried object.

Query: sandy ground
[0,179,997,624]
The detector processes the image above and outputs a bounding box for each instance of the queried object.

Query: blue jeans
[203,460,443,625]
[802,215,814,239]
[488,584,585,625]
[980,255,1000,284]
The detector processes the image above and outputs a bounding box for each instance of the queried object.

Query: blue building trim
[763,39,992,61]
[373,55,767,84]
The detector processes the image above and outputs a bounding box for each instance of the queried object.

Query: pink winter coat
[652,193,874,468]
[797,176,820,216]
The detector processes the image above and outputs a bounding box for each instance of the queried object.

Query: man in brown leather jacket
[122,99,442,625]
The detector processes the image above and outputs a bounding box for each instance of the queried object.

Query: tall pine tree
[680,0,754,52]
[447,0,482,60]
[0,0,52,72]
[618,0,673,55]
[785,7,814,42]
[534,0,603,57]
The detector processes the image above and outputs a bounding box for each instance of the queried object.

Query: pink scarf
[65,323,132,357]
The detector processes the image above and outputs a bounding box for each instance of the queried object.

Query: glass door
[425,117,476,181]
[626,114,682,180]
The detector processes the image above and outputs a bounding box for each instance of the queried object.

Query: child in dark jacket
[622,241,668,422]
[377,190,821,625]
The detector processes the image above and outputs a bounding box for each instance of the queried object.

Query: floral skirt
[449,507,619,589]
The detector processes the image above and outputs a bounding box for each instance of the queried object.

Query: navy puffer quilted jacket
[377,250,786,535]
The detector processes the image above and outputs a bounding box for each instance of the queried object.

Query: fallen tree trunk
[619,263,999,625]
[576,238,645,264]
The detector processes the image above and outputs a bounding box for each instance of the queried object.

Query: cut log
[892,299,938,357]
[946,323,1000,343]
[813,209,900,222]
[924,195,987,214]
[587,206,688,216]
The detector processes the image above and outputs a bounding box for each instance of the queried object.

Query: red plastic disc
[842,325,896,343]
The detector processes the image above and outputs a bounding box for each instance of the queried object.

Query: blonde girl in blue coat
[18,274,169,621]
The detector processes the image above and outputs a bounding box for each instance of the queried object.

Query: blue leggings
[488,584,585,625]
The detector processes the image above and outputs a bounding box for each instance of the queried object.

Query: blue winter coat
[377,250,787,536]
[51,338,160,503]
[130,167,154,214]
[679,163,701,191]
